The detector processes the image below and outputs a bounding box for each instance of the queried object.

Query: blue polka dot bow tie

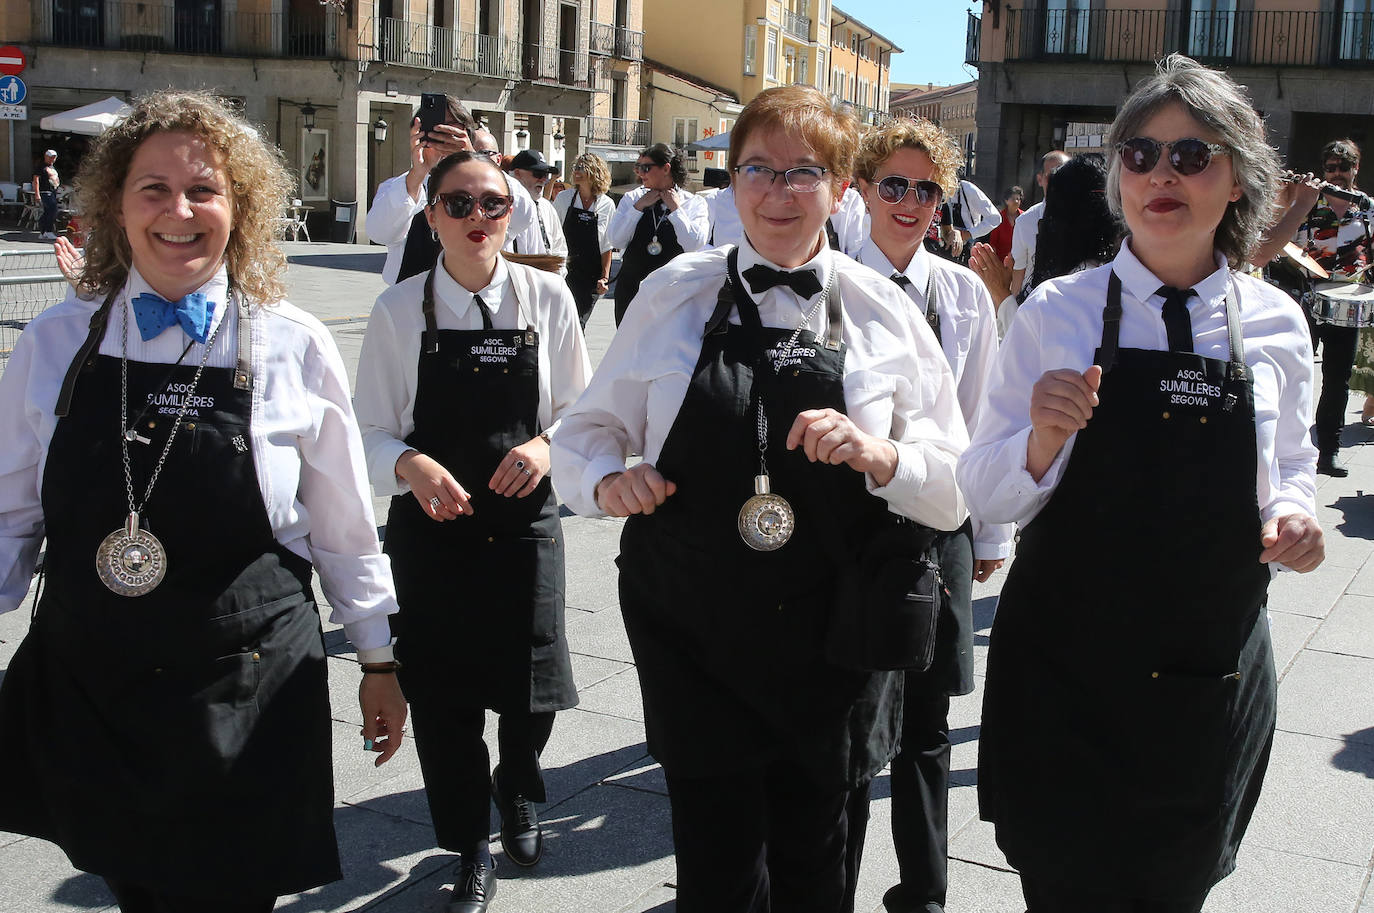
[130,291,215,344]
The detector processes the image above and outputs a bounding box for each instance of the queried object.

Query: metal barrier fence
[0,250,69,379]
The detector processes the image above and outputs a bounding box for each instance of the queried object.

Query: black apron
[563,196,603,321]
[384,267,577,714]
[0,297,338,898]
[978,272,1276,898]
[397,211,441,284]
[614,200,684,323]
[617,248,904,790]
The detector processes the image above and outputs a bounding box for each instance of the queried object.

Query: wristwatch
[539,431,552,444]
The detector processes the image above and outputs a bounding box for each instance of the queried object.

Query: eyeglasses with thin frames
[731,164,830,193]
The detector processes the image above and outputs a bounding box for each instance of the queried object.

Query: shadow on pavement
[287,253,385,274]
[51,871,114,909]
[973,594,997,647]
[1333,728,1374,778]
[1330,494,1374,540]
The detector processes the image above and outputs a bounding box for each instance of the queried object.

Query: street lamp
[302,100,317,133]
[373,117,388,143]
[514,127,529,151]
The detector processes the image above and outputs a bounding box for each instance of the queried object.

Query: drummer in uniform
[1261,138,1371,476]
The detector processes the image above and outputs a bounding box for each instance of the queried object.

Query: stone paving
[1,240,1373,912]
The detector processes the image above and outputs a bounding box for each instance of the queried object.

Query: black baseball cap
[511,149,555,175]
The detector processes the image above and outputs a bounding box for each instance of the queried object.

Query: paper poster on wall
[301,128,329,202]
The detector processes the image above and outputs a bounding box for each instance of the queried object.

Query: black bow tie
[742,263,823,300]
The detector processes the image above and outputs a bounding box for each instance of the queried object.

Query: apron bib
[978,272,1276,897]
[563,199,602,292]
[617,248,903,790]
[0,297,338,898]
[384,267,576,714]
[614,201,683,321]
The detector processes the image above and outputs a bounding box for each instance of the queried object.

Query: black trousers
[842,690,953,913]
[408,691,555,853]
[1308,314,1359,455]
[566,276,600,329]
[666,761,850,913]
[40,191,57,233]
[1019,874,1209,913]
[103,878,274,913]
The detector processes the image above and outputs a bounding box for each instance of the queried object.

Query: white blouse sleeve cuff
[972,527,1014,562]
[345,619,396,657]
[0,534,42,615]
[311,549,399,630]
[581,454,629,517]
[1261,498,1316,526]
[867,439,923,498]
[368,436,416,497]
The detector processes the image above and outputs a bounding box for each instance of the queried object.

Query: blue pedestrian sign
[0,76,26,106]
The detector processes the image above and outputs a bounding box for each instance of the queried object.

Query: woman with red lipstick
[0,90,407,911]
[960,55,1323,912]
[842,117,1009,913]
[354,151,590,913]
[553,86,968,913]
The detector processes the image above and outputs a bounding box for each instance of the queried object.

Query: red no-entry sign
[0,47,26,77]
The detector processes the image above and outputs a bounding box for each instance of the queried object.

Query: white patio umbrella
[40,97,131,136]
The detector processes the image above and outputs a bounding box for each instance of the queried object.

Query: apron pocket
[1129,669,1237,816]
[522,536,563,647]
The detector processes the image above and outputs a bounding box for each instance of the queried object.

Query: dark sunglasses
[432,190,514,220]
[1115,137,1231,176]
[875,175,943,206]
[1325,161,1354,173]
[634,162,662,174]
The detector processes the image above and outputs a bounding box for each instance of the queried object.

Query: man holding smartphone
[367,94,540,284]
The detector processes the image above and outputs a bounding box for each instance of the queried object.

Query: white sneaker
[40,232,56,240]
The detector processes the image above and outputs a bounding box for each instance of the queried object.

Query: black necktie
[1158,286,1195,353]
[891,273,941,344]
[473,293,494,330]
[742,263,823,299]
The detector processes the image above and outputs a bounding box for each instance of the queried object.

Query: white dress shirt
[607,186,711,252]
[833,184,869,256]
[518,196,569,277]
[551,236,970,531]
[707,185,743,250]
[1010,200,1045,283]
[0,266,399,656]
[553,188,615,255]
[953,180,1002,240]
[855,238,1014,560]
[366,169,540,285]
[354,255,592,499]
[958,243,1318,542]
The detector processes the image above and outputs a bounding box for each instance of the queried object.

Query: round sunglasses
[1115,137,1231,176]
[874,174,943,206]
[432,190,514,220]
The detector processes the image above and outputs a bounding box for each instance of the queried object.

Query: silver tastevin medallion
[738,474,794,551]
[97,293,224,597]
[646,236,663,256]
[97,511,167,596]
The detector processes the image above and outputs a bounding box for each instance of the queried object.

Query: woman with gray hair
[959,54,1323,911]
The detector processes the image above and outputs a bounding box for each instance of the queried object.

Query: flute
[1282,170,1374,208]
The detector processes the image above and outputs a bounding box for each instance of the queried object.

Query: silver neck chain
[756,264,838,473]
[119,293,225,518]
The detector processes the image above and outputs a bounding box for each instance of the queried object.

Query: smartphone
[417,93,447,141]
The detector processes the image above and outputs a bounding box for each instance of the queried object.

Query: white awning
[40,97,131,136]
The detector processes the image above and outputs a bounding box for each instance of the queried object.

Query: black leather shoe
[882,884,944,913]
[1318,451,1350,477]
[492,772,543,867]
[447,857,496,913]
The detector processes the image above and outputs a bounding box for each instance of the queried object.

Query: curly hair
[73,90,295,303]
[571,152,611,197]
[1029,154,1122,292]
[853,117,962,200]
[1107,54,1280,267]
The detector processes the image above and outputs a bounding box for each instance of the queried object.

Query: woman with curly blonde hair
[0,89,407,912]
[843,116,1009,913]
[553,151,615,327]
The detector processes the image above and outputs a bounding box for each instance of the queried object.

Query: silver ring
[522,468,532,476]
[429,496,441,510]
[514,459,525,470]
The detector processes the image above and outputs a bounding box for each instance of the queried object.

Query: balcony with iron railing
[34,1,343,57]
[587,117,650,147]
[995,7,1374,67]
[359,17,521,78]
[590,22,643,60]
[524,43,591,87]
[966,10,981,67]
[782,8,811,41]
